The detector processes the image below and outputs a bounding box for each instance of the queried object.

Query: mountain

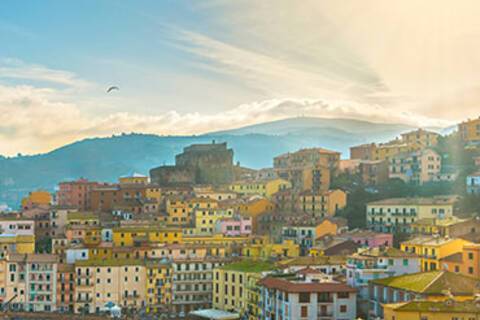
[0,117,422,208]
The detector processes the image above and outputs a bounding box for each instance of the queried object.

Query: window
[299,293,310,303]
[300,306,308,317]
[340,305,347,313]
[469,252,474,260]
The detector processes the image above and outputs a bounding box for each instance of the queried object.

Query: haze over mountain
[0,117,439,208]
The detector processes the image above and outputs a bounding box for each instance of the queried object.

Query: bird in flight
[106,86,119,93]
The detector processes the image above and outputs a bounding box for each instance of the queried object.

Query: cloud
[0,58,91,89]
[0,80,450,156]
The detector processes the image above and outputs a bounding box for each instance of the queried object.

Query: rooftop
[258,277,356,293]
[75,258,145,267]
[368,195,459,206]
[220,259,275,273]
[371,270,480,295]
[384,299,480,313]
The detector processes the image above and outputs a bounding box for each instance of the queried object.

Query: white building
[258,275,357,320]
[366,195,457,233]
[389,149,441,185]
[346,247,420,316]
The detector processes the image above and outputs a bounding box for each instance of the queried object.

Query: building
[21,190,51,210]
[242,238,300,259]
[274,148,340,192]
[410,217,480,238]
[314,217,349,239]
[309,237,360,257]
[383,299,480,320]
[340,229,393,248]
[229,178,291,199]
[441,243,480,278]
[350,143,377,160]
[57,179,102,211]
[150,141,235,186]
[194,208,234,235]
[389,149,441,185]
[466,172,480,194]
[4,253,59,312]
[145,259,173,314]
[369,270,480,319]
[459,117,480,143]
[74,259,147,314]
[213,260,275,318]
[56,263,75,312]
[400,129,440,150]
[119,172,149,185]
[366,196,457,233]
[258,275,357,320]
[400,236,472,272]
[295,189,347,218]
[346,247,420,316]
[171,258,229,317]
[215,215,252,237]
[358,160,389,186]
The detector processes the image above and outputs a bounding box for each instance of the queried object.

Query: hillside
[0,117,423,208]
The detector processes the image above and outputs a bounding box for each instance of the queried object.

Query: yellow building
[229,178,291,199]
[0,234,35,256]
[373,142,410,161]
[112,226,182,247]
[194,207,234,234]
[242,238,300,259]
[119,173,149,185]
[74,259,147,314]
[459,117,480,143]
[21,190,51,209]
[296,189,347,218]
[213,259,275,317]
[314,217,348,239]
[383,300,480,320]
[400,129,440,151]
[145,185,161,202]
[145,259,173,314]
[236,197,274,233]
[401,236,472,271]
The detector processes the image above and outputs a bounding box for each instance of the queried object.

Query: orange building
[441,243,480,277]
[236,197,274,234]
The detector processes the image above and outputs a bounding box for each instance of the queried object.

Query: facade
[296,189,347,218]
[74,259,147,314]
[118,173,149,185]
[389,149,441,185]
[400,129,440,150]
[56,263,75,312]
[366,196,457,233]
[340,230,393,248]
[229,178,291,199]
[441,243,480,278]
[410,217,480,238]
[212,260,275,318]
[358,160,389,186]
[171,258,228,317]
[57,179,102,211]
[459,117,480,143]
[346,247,420,316]
[400,236,472,272]
[215,215,252,237]
[5,253,59,312]
[258,276,357,320]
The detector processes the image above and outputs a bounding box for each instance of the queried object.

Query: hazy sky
[1,0,480,155]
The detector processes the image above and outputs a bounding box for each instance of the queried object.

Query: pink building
[343,230,393,248]
[216,216,252,236]
[57,178,102,211]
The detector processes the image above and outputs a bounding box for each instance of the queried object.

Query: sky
[1,0,480,155]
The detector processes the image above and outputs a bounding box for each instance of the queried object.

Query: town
[3,116,480,320]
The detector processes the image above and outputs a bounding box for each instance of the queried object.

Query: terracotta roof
[297,267,323,275]
[440,252,463,263]
[258,277,356,293]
